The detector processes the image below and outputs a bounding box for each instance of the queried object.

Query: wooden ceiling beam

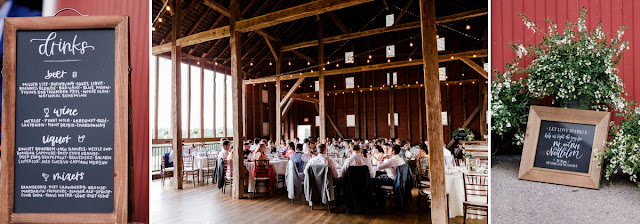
[280,77,306,106]
[394,0,414,25]
[234,0,372,33]
[243,49,487,84]
[264,35,279,60]
[327,12,350,33]
[282,8,487,52]
[460,57,488,79]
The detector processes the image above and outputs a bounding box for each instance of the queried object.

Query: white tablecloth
[193,156,211,182]
[445,168,487,219]
[244,159,287,193]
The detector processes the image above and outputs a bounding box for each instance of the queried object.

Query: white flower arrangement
[599,104,640,188]
[492,8,630,148]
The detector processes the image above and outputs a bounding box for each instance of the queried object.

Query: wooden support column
[213,69,217,136]
[224,73,228,137]
[389,88,395,138]
[154,57,159,139]
[418,86,423,142]
[187,64,191,137]
[372,75,377,138]
[230,0,244,199]
[200,61,204,138]
[318,15,326,140]
[171,0,184,190]
[419,0,448,222]
[354,84,360,138]
[406,75,412,141]
[362,73,367,139]
[275,51,282,143]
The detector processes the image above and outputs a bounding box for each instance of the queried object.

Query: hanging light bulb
[336,63,339,67]
[250,61,253,66]
[387,59,391,63]
[473,54,477,58]
[307,61,310,65]
[410,42,413,47]
[288,59,292,66]
[310,69,313,72]
[327,61,330,65]
[214,61,218,65]
[450,55,454,59]
[466,25,471,30]
[368,54,372,59]
[197,61,200,65]
[408,58,412,61]
[269,61,272,66]
[323,67,325,71]
[436,35,439,38]
[166,6,171,11]
[367,59,370,63]
[462,73,465,77]
[158,18,163,23]
[152,27,156,31]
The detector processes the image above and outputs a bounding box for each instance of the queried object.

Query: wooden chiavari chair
[463,174,489,223]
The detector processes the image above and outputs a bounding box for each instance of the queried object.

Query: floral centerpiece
[452,128,475,141]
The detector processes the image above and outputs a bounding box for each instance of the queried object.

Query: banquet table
[193,156,211,182]
[244,159,287,193]
[445,167,488,219]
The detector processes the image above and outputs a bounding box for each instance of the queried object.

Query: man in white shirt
[218,140,231,160]
[304,144,339,179]
[302,138,310,153]
[375,145,406,185]
[341,145,374,178]
[249,138,260,152]
[183,144,196,157]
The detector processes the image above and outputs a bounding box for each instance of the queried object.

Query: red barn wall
[491,0,640,102]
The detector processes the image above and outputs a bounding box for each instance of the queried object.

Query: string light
[310,69,313,72]
[473,53,477,58]
[436,35,439,38]
[166,6,171,11]
[367,59,370,63]
[466,25,471,30]
[408,58,412,61]
[327,61,330,65]
[158,18,163,22]
[197,61,200,65]
[152,27,156,31]
[336,63,339,67]
[323,67,326,71]
[387,59,391,63]
[250,61,253,66]
[307,61,311,65]
[450,55,454,59]
[288,59,292,66]
[214,61,218,65]
[269,60,272,66]
[368,54,372,59]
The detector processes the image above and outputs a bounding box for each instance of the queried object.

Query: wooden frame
[0,16,129,223]
[518,106,610,189]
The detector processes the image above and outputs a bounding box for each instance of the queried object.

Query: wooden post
[200,61,204,138]
[389,87,395,138]
[354,81,360,138]
[318,15,326,140]
[171,0,184,190]
[275,51,282,143]
[418,86,423,142]
[187,63,191,138]
[362,73,367,139]
[419,0,448,222]
[213,68,217,136]
[154,56,159,139]
[230,0,245,199]
[224,73,228,137]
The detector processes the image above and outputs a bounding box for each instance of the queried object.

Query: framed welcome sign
[0,16,129,223]
[518,106,610,189]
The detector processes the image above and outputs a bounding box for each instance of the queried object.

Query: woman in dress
[252,143,269,161]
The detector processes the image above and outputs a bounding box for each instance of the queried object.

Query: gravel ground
[491,155,639,224]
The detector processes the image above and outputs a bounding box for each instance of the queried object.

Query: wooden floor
[150,178,486,224]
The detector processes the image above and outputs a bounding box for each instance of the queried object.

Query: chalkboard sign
[518,106,610,189]
[533,121,595,173]
[1,16,129,223]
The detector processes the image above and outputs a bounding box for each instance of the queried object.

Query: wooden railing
[151,141,229,172]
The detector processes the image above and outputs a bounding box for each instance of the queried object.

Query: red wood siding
[492,0,640,102]
[55,0,149,223]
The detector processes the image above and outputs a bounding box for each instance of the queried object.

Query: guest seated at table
[183,144,196,157]
[416,143,429,170]
[285,142,296,158]
[302,138,310,152]
[252,143,268,161]
[290,143,309,173]
[278,139,287,153]
[382,143,392,156]
[304,144,339,179]
[341,145,374,178]
[308,142,317,155]
[371,145,385,165]
[242,142,251,159]
[250,138,260,152]
[218,140,231,159]
[374,145,406,186]
[268,140,277,153]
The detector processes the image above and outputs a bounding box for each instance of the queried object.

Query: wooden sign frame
[0,16,129,223]
[518,106,610,189]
